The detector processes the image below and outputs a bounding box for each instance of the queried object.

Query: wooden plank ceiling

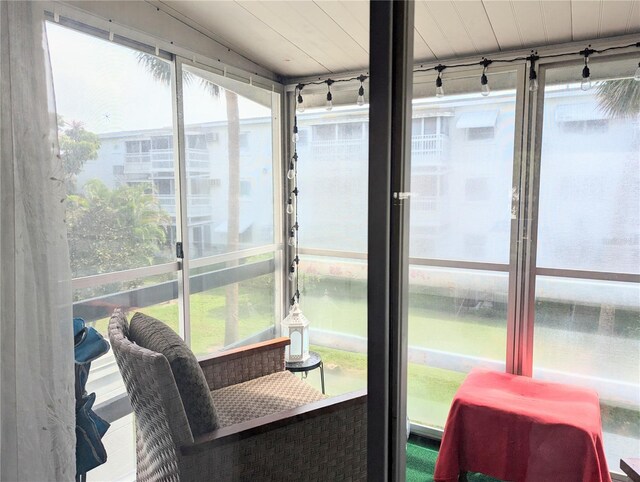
[157,0,640,79]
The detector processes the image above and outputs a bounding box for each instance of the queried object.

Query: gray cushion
[129,312,219,436]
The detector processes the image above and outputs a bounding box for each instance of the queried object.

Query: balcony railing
[156,194,211,217]
[125,148,209,175]
[412,134,449,165]
[307,134,449,165]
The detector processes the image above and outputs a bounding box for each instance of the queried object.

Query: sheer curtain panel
[0,1,75,480]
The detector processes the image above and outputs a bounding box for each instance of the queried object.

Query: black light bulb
[436,74,444,98]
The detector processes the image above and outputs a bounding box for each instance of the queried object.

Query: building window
[187,134,207,149]
[337,122,364,140]
[312,124,335,141]
[125,140,151,154]
[560,119,609,134]
[154,179,174,195]
[239,132,250,149]
[240,180,252,197]
[151,136,172,150]
[467,126,495,141]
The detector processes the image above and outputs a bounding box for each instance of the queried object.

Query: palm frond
[595,78,640,118]
[136,53,172,86]
[137,52,220,98]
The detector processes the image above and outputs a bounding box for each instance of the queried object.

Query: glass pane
[534,57,640,469]
[410,71,517,264]
[297,110,368,252]
[407,266,508,428]
[533,277,640,466]
[188,267,275,357]
[537,58,640,273]
[298,256,367,396]
[408,71,516,431]
[182,66,274,259]
[47,23,177,277]
[73,273,179,400]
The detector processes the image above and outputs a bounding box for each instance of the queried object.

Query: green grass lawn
[89,279,638,432]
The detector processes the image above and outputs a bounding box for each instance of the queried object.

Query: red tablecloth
[434,369,611,482]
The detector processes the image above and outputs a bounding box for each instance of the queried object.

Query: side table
[621,458,640,482]
[285,351,325,394]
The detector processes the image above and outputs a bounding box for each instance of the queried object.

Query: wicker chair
[108,309,367,482]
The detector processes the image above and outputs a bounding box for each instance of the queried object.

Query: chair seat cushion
[211,371,324,427]
[128,312,219,436]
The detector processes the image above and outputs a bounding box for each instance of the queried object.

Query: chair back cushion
[108,309,192,482]
[129,312,219,436]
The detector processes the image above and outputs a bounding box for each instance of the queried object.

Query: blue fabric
[74,319,109,364]
[73,318,111,478]
[76,393,109,475]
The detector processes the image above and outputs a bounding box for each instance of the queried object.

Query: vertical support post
[506,63,529,375]
[368,1,414,481]
[172,57,191,346]
[272,90,284,333]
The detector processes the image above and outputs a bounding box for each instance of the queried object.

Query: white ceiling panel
[600,1,640,37]
[571,1,604,41]
[540,1,573,45]
[414,0,458,59]
[161,0,329,76]
[313,1,369,53]
[158,0,640,79]
[237,0,368,73]
[510,1,549,46]
[453,1,501,54]
[481,1,525,50]
[424,1,480,56]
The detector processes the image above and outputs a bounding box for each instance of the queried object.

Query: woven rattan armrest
[181,389,367,456]
[198,337,290,390]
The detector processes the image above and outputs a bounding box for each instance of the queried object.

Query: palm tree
[596,78,640,118]
[137,53,241,344]
[594,77,639,333]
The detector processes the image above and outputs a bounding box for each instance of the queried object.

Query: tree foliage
[136,53,220,97]
[67,180,170,280]
[596,78,640,118]
[58,118,101,191]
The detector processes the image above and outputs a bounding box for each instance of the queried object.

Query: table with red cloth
[434,369,611,482]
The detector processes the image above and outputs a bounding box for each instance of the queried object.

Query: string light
[580,47,594,91]
[357,75,367,106]
[528,53,539,92]
[326,79,334,111]
[293,116,299,143]
[286,196,294,215]
[435,65,445,98]
[287,153,297,180]
[480,58,491,96]
[292,42,639,104]
[296,84,305,113]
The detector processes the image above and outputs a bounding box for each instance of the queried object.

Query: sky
[46,22,271,135]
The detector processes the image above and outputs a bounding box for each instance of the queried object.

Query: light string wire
[289,88,301,306]
[293,41,640,95]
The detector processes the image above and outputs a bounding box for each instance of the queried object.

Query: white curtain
[0,1,75,480]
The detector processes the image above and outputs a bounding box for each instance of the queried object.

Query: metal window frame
[518,48,640,377]
[368,2,415,481]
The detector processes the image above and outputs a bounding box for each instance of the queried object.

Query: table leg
[320,361,325,394]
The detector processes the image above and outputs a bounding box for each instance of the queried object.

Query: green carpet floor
[407,436,501,482]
